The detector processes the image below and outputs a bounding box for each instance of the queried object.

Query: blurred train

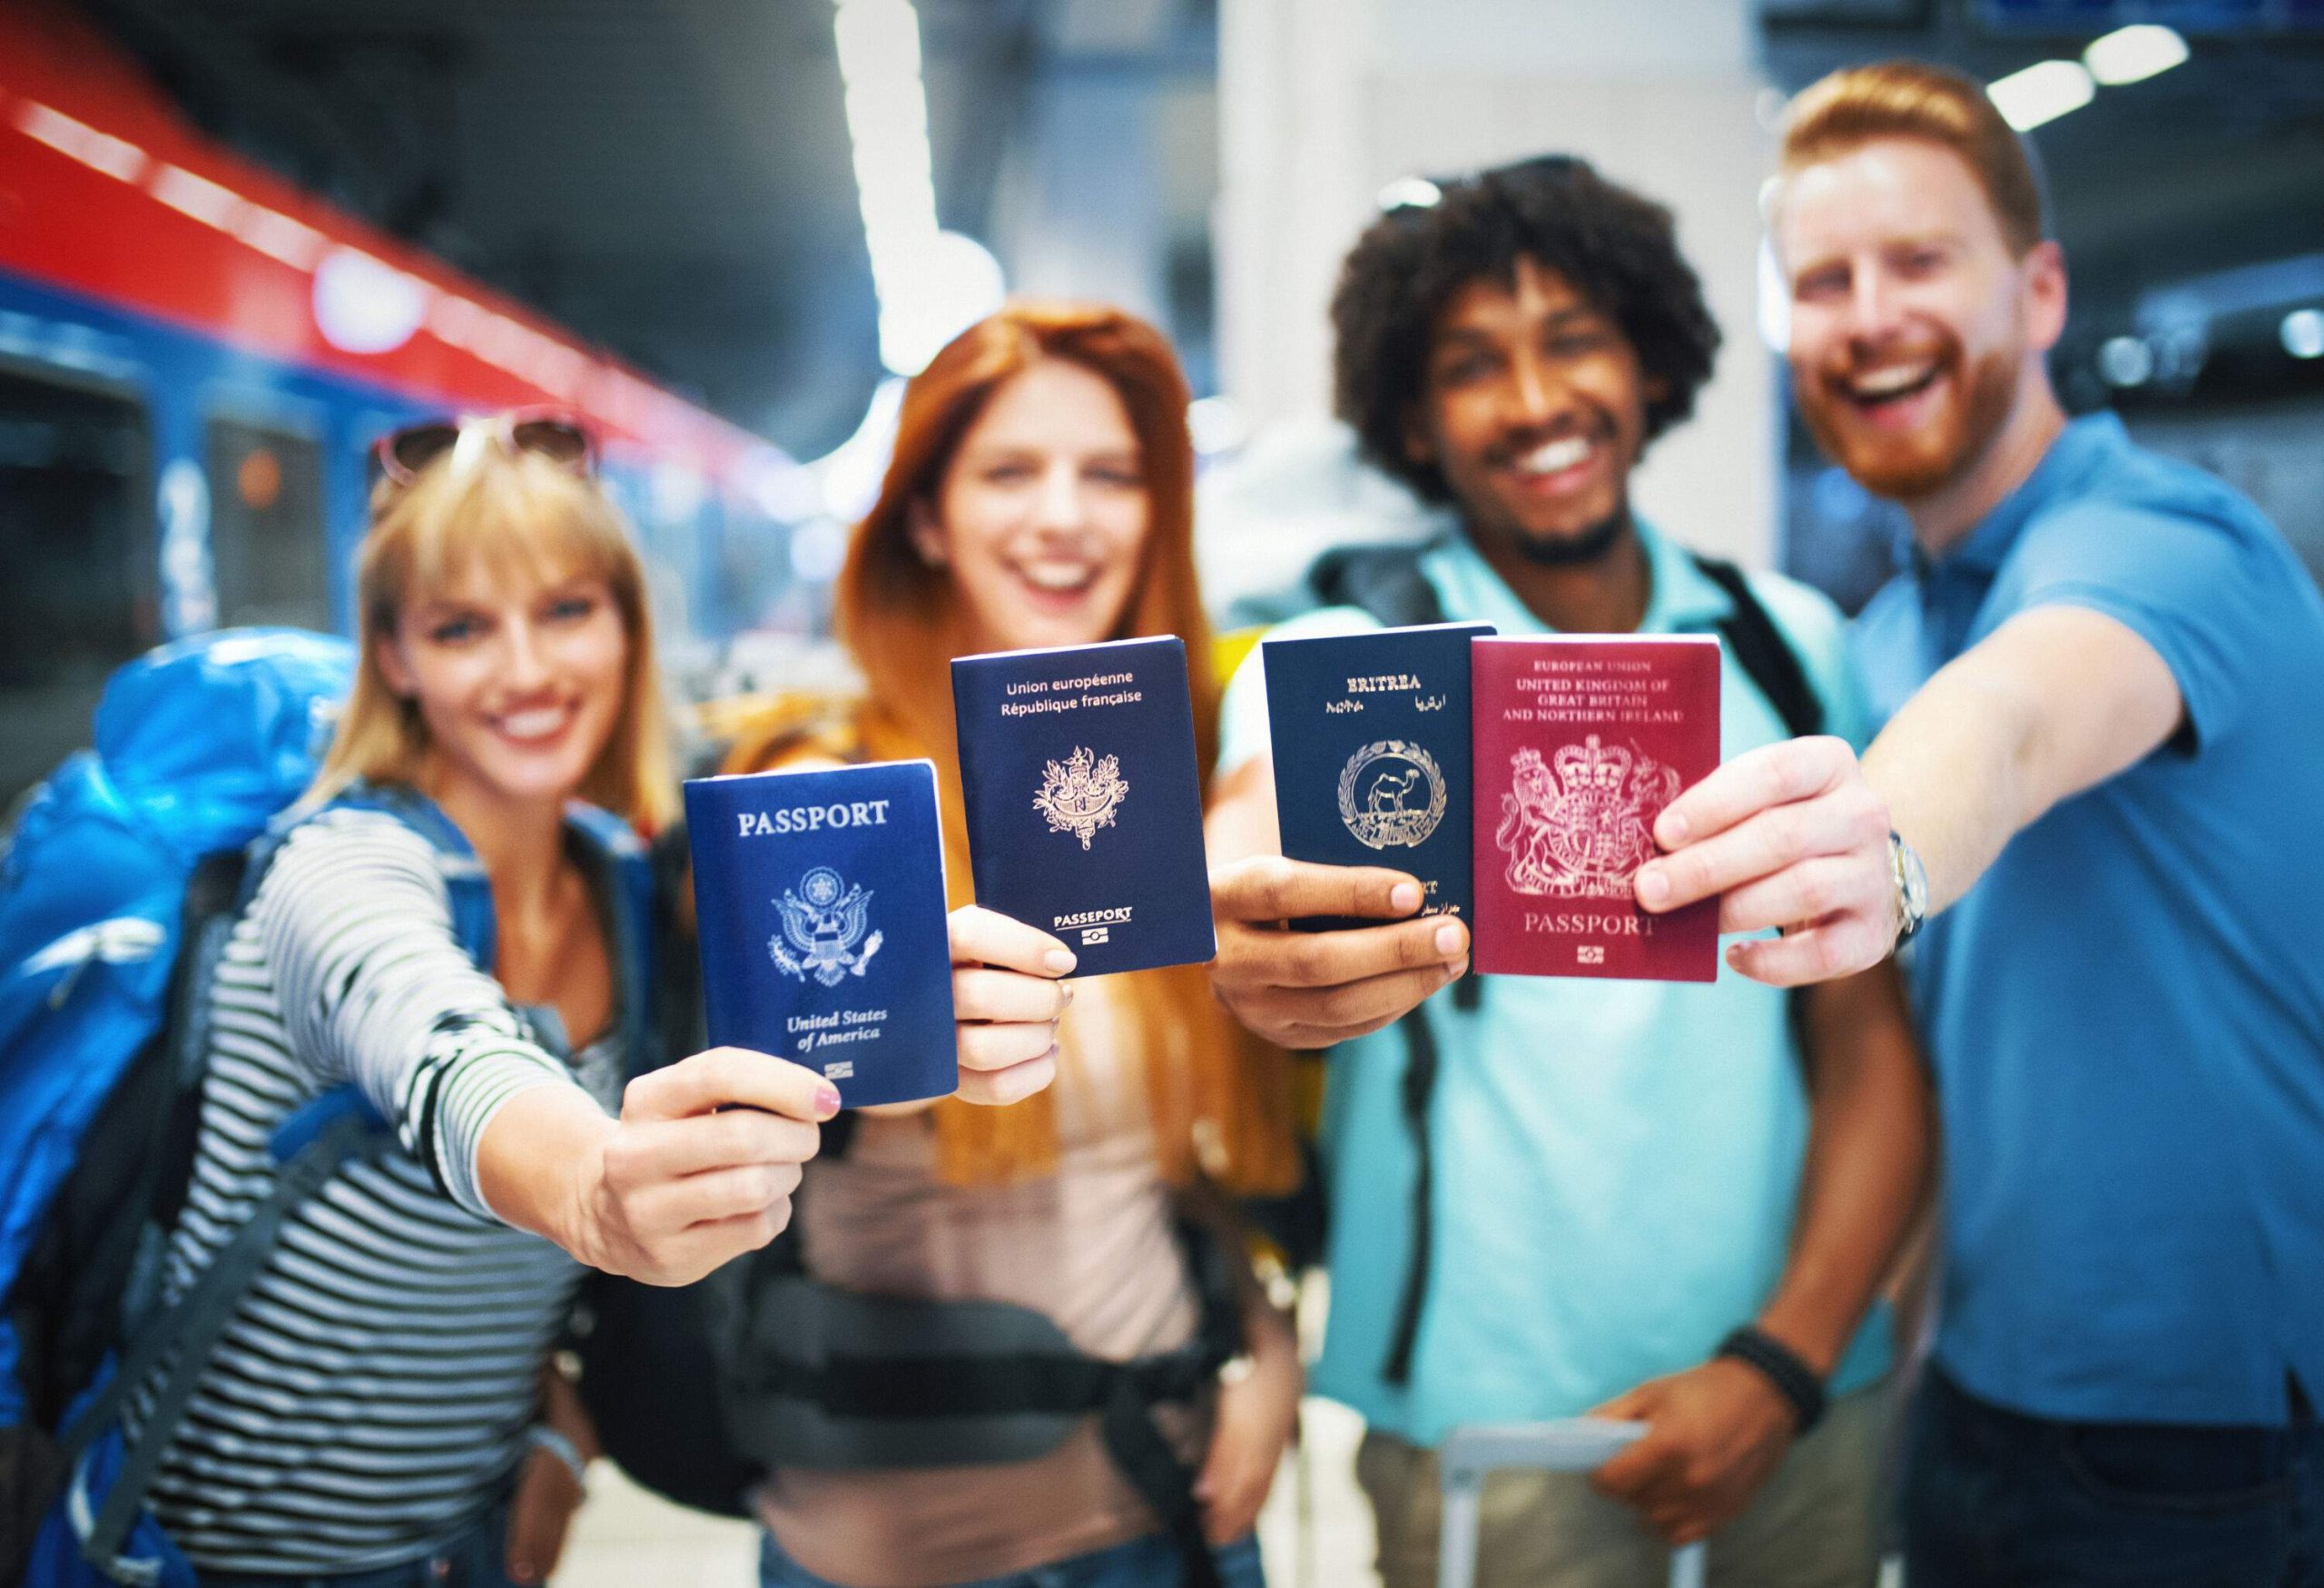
[0,2,825,805]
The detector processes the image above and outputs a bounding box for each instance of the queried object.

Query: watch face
[1892,833,1928,934]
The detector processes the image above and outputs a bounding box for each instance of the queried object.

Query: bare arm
[1757,959,1934,1373]
[1636,607,2183,986]
[1865,606,2181,913]
[1593,959,1933,1543]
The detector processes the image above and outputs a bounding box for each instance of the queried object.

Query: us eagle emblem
[769,865,882,987]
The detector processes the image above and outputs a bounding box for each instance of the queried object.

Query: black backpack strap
[1306,542,1450,629]
[64,1098,393,1567]
[1689,555,1823,1051]
[1689,555,1824,740]
[1380,972,1482,1387]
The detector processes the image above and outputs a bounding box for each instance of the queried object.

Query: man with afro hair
[1204,156,1931,1586]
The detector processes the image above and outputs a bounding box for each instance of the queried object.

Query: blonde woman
[130,415,1068,1588]
[727,306,1303,1588]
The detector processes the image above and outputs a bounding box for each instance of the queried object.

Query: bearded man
[1638,60,2324,1586]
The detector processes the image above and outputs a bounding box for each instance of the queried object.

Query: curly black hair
[1330,154,1722,506]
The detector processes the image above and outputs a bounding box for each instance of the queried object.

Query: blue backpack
[0,629,653,1585]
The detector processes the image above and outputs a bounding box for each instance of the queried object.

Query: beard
[1502,504,1632,567]
[1797,339,2019,502]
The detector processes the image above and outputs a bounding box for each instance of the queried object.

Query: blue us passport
[1262,622,1494,932]
[683,762,957,1108]
[951,636,1216,976]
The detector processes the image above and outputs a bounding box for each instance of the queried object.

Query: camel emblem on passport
[770,865,882,987]
[1033,745,1128,850]
[1337,740,1447,850]
[1496,736,1679,898]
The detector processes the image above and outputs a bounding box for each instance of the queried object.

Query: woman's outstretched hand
[480,1049,836,1286]
[948,904,1077,1107]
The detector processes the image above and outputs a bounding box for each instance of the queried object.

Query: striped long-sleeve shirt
[133,809,624,1571]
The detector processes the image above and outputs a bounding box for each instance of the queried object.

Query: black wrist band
[1716,1326,1827,1435]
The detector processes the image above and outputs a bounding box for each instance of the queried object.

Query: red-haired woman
[725,304,1302,1588]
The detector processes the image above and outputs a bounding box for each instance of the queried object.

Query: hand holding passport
[685,761,1076,1110]
[1262,625,1722,983]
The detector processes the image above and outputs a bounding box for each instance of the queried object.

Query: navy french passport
[683,761,958,1108]
[1262,622,1494,932]
[951,636,1216,976]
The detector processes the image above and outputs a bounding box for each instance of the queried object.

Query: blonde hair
[311,445,679,831]
[1778,59,2047,257]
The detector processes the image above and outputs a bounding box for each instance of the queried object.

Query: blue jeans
[1905,1364,2324,1586]
[195,1499,516,1588]
[759,1529,1265,1588]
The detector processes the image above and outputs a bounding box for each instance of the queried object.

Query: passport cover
[1261,622,1494,932]
[1471,635,1720,981]
[683,761,958,1107]
[951,636,1216,976]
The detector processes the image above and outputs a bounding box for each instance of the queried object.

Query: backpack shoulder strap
[1689,555,1825,740]
[1307,542,1450,629]
[71,786,496,1566]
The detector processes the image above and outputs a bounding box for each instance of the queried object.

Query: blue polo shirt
[1853,413,2324,1427]
[1219,522,1891,1445]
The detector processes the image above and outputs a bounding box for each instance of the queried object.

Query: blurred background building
[5,0,2321,807]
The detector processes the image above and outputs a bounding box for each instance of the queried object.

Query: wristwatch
[1887,830,1928,952]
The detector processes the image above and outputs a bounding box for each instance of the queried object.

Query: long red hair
[733,302,1295,1190]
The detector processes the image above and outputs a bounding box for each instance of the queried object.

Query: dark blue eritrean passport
[683,761,957,1108]
[1262,622,1494,932]
[951,636,1216,976]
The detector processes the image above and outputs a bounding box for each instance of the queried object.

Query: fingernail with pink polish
[814,1083,843,1117]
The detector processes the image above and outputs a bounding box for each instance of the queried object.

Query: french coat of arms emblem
[1033,745,1128,850]
[1494,736,1680,897]
[769,865,883,987]
[1336,740,1447,850]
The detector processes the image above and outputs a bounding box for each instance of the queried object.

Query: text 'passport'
[684,761,958,1107]
[1472,635,1720,981]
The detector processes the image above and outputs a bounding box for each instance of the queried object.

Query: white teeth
[1518,437,1593,476]
[1020,566,1095,593]
[1851,363,1935,398]
[497,707,569,739]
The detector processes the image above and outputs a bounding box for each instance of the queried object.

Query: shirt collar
[1418,517,1735,636]
[1909,412,2131,579]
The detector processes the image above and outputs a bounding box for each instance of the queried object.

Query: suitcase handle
[1436,1419,1706,1588]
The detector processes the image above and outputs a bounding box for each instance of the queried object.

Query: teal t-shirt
[1217,522,1892,1445]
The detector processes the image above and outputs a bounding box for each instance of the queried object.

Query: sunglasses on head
[373,410,597,486]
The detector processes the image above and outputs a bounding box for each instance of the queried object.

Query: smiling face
[1777,135,2064,502]
[912,357,1151,654]
[1409,256,1659,566]
[377,558,630,816]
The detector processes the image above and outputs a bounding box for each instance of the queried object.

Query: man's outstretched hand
[1208,855,1469,1049]
[1632,736,1896,988]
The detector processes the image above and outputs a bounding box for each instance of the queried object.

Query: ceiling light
[1374,177,1442,212]
[2083,25,2189,87]
[1987,60,2095,133]
[2283,309,2324,361]
[2098,335,2153,388]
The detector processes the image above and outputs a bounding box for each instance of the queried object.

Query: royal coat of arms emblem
[769,865,883,987]
[1495,735,1681,897]
[1033,745,1128,850]
[1336,740,1447,850]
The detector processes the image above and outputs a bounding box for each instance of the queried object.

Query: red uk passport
[1471,635,1719,981]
